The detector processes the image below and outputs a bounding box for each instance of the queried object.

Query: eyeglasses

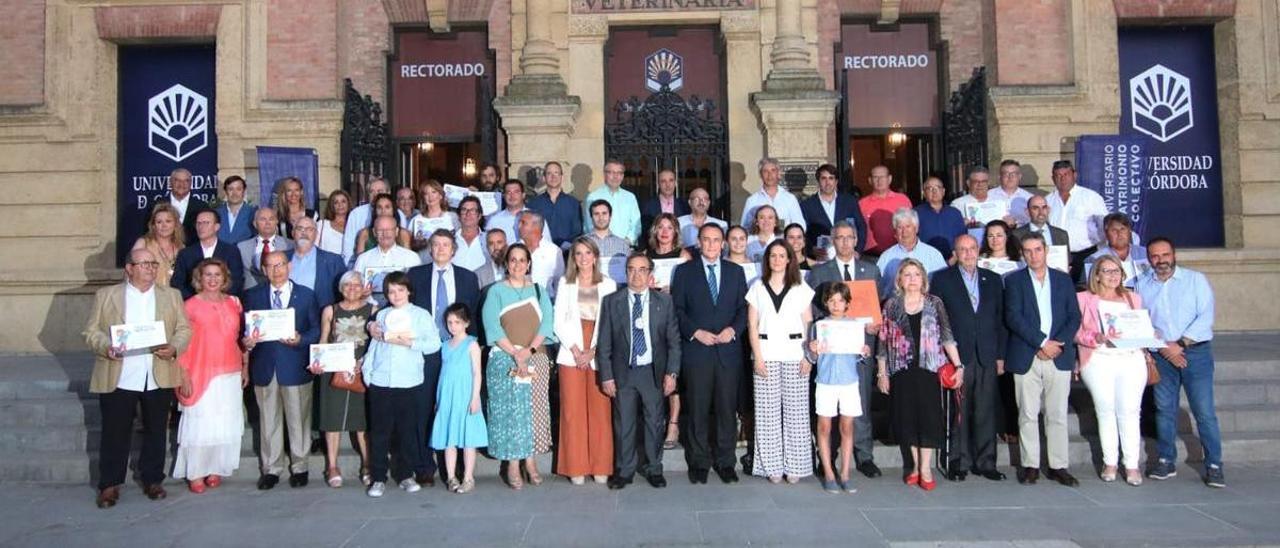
[626,267,651,274]
[129,261,160,268]
[1098,268,1123,275]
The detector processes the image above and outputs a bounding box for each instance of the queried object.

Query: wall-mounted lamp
[417,141,434,154]
[462,158,477,179]
[887,123,907,148]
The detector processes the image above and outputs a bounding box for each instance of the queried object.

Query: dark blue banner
[1118,26,1223,247]
[116,45,218,266]
[256,146,319,210]
[1076,135,1150,239]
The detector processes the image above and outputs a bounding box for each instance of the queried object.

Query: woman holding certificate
[133,203,184,287]
[553,237,617,485]
[482,243,557,490]
[1074,254,1151,486]
[172,258,245,493]
[876,258,964,491]
[308,270,373,488]
[746,206,781,263]
[409,179,460,251]
[746,240,815,483]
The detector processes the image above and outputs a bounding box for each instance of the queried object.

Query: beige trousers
[254,376,313,475]
[1014,356,1072,470]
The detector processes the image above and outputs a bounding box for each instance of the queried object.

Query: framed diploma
[110,321,167,351]
[309,342,356,373]
[1096,300,1164,349]
[978,258,1021,276]
[1048,245,1070,273]
[410,216,453,240]
[842,279,883,325]
[651,258,687,287]
[598,255,628,284]
[964,200,1010,225]
[815,319,868,354]
[244,308,296,342]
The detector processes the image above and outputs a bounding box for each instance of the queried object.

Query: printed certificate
[1097,300,1164,349]
[651,258,687,287]
[444,184,501,215]
[363,265,408,295]
[244,308,296,342]
[110,321,167,351]
[410,216,454,240]
[383,308,415,341]
[815,319,869,354]
[309,342,356,373]
[978,258,1021,276]
[964,200,1009,225]
[1048,245,1070,273]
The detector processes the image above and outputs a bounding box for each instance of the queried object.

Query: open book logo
[645,48,684,93]
[148,84,209,162]
[1129,64,1193,143]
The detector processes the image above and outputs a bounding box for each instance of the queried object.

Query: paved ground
[1,461,1277,547]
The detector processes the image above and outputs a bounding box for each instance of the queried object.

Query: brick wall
[993,0,1072,86]
[0,0,45,106]
[1113,0,1236,19]
[940,0,989,92]
[338,0,390,106]
[94,4,220,40]
[266,0,339,101]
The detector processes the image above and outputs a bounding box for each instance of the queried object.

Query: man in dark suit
[405,229,481,485]
[1011,195,1070,254]
[806,220,883,478]
[216,175,257,244]
[171,209,245,299]
[238,207,293,291]
[243,251,321,490]
[285,217,346,310]
[1004,232,1081,487]
[156,167,212,245]
[639,169,691,244]
[931,234,1007,482]
[800,163,867,255]
[598,253,682,489]
[671,223,748,484]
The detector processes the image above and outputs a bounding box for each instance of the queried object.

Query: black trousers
[369,385,425,483]
[949,363,999,473]
[682,353,741,470]
[98,387,174,490]
[613,366,665,478]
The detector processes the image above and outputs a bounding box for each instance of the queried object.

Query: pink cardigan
[1074,290,1144,369]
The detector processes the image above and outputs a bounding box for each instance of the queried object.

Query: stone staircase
[2,333,1277,484]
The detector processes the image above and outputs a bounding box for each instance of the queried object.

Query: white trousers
[1081,348,1147,469]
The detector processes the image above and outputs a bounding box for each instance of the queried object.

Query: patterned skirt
[486,348,553,460]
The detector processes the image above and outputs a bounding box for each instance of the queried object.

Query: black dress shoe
[646,474,667,488]
[689,468,709,484]
[974,468,1007,481]
[414,473,436,487]
[96,485,120,509]
[856,461,882,478]
[946,470,968,482]
[714,466,739,484]
[288,471,309,488]
[258,474,280,490]
[1017,467,1039,485]
[607,475,633,490]
[1046,468,1079,487]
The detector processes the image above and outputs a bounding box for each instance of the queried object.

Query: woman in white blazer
[553,236,618,485]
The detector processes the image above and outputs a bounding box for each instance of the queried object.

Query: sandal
[447,478,461,493]
[526,469,543,486]
[205,475,222,488]
[663,421,679,450]
[508,464,524,490]
[360,466,372,487]
[457,478,475,494]
[327,467,343,488]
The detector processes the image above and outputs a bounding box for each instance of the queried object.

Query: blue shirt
[527,191,582,249]
[914,203,966,260]
[583,186,642,244]
[875,240,948,298]
[805,319,862,386]
[217,203,257,244]
[1136,266,1215,343]
[288,248,318,291]
[363,305,442,388]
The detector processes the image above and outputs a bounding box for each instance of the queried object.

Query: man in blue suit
[155,167,212,245]
[286,217,346,310]
[671,223,748,485]
[1003,232,1081,487]
[405,229,481,485]
[800,164,867,255]
[243,251,321,491]
[171,209,245,299]
[216,175,257,244]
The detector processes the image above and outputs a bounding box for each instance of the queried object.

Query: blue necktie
[272,289,283,310]
[435,270,448,334]
[706,263,719,305]
[631,293,646,367]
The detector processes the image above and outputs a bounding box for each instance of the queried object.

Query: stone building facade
[0,0,1277,352]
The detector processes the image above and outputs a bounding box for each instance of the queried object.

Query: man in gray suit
[598,252,682,490]
[1011,195,1070,254]
[807,220,884,478]
[238,207,293,291]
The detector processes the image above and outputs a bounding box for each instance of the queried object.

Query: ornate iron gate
[340,78,390,203]
[942,67,988,194]
[604,85,729,218]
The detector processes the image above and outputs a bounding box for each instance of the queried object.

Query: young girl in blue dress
[430,303,489,493]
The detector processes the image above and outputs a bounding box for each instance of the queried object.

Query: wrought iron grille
[943,67,988,194]
[340,78,389,203]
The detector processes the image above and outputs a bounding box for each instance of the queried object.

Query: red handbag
[938,362,961,389]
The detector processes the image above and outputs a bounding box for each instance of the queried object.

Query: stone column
[493,0,580,181]
[751,0,839,194]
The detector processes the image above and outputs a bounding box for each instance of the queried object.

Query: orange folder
[843,280,883,325]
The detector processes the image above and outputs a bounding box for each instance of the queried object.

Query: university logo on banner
[645,48,684,92]
[1129,64,1194,143]
[147,84,210,162]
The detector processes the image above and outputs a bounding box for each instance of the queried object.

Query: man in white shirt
[740,157,805,232]
[353,215,422,306]
[989,159,1035,227]
[1044,160,1108,282]
[342,177,391,267]
[162,167,211,244]
[950,166,1014,241]
[678,187,727,248]
[519,210,564,298]
[452,195,489,271]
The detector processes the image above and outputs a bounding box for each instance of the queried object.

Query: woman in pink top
[172,258,246,493]
[1075,254,1153,486]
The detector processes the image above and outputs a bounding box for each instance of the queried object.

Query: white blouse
[746,279,815,362]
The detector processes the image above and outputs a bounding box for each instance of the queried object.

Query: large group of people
[84,157,1226,509]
